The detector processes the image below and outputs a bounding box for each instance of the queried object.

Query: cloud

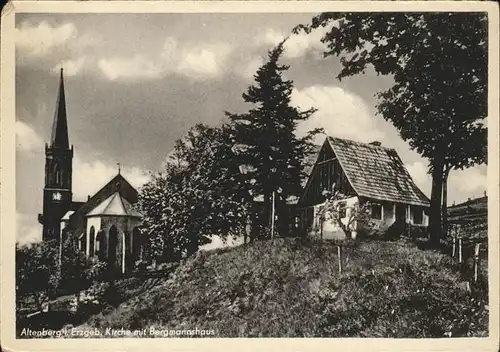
[72,157,151,200]
[291,85,385,144]
[17,213,42,245]
[16,21,77,57]
[164,39,232,80]
[448,167,487,197]
[405,161,487,205]
[51,57,87,77]
[177,44,232,79]
[97,55,163,81]
[238,56,264,80]
[256,28,286,47]
[16,120,44,152]
[160,36,180,68]
[97,38,232,81]
[406,161,431,197]
[255,26,331,59]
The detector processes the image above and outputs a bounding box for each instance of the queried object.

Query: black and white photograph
[1,1,498,349]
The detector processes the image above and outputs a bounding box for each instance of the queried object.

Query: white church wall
[86,217,101,256]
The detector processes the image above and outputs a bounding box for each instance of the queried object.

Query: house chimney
[484,190,487,197]
[369,141,381,146]
[467,197,471,202]
[88,195,91,201]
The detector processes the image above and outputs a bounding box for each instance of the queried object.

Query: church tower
[39,68,74,241]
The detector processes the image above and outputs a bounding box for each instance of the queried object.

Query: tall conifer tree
[226,42,322,236]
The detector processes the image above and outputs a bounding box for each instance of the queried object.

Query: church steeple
[39,68,74,242]
[50,68,69,149]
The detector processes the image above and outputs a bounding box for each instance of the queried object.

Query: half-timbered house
[296,136,430,239]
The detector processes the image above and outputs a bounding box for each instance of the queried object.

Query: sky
[15,13,488,245]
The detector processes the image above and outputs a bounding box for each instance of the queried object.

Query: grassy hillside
[75,238,488,338]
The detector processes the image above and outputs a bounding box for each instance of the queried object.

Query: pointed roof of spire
[50,68,69,149]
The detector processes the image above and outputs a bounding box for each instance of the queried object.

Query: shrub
[404,224,429,240]
[85,258,108,282]
[16,241,60,310]
[71,282,111,318]
[135,260,148,273]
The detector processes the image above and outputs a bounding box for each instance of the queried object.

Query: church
[38,69,146,274]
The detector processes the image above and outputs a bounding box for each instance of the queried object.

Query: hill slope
[78,238,488,338]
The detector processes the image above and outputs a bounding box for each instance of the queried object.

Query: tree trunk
[441,167,451,238]
[336,216,348,239]
[275,196,288,237]
[186,235,199,257]
[162,237,174,263]
[263,191,271,239]
[428,159,445,247]
[249,203,259,242]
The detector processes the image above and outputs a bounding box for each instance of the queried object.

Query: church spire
[50,68,69,149]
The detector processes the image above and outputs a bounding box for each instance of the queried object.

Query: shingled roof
[327,137,430,207]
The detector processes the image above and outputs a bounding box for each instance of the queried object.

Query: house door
[395,204,406,224]
[394,204,408,236]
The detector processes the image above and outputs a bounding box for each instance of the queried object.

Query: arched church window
[54,163,62,187]
[108,226,119,270]
[61,169,65,187]
[96,230,106,261]
[89,227,95,257]
[79,233,87,253]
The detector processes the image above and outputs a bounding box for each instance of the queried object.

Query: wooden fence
[445,222,488,289]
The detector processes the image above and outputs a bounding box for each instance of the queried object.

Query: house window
[371,203,383,220]
[385,204,394,219]
[89,227,95,256]
[413,207,423,225]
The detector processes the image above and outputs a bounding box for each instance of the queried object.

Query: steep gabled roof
[87,192,142,218]
[326,137,430,207]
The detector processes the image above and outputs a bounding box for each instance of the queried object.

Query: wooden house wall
[299,141,355,208]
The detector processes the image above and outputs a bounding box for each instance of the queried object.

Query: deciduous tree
[137,123,250,260]
[317,185,375,240]
[16,241,59,311]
